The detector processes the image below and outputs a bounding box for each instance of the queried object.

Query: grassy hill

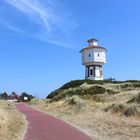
[47,79,140,101]
[30,79,140,140]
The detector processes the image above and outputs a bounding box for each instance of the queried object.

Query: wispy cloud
[4,0,77,47]
[5,0,51,30]
[0,19,22,32]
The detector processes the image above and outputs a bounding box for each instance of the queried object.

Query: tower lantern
[80,38,107,80]
[87,38,98,46]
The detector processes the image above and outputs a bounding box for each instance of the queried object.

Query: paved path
[16,103,91,140]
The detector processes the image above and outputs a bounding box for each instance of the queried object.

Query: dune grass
[30,81,140,140]
[0,101,26,140]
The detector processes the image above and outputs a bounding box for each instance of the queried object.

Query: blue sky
[0,0,140,97]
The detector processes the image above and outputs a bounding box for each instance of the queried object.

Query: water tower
[80,38,107,80]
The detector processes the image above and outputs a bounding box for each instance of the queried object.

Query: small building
[80,38,107,80]
[23,96,28,101]
[8,92,20,102]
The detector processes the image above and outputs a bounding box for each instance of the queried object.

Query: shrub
[87,86,117,95]
[125,80,140,83]
[59,80,85,89]
[118,83,133,89]
[0,92,8,100]
[104,77,116,81]
[64,96,84,105]
[124,105,138,117]
[49,85,117,101]
[116,83,140,90]
[104,103,139,117]
[47,89,63,99]
[64,96,86,111]
[132,83,140,88]
[47,79,131,100]
[58,79,124,90]
[127,92,140,104]
[92,95,105,102]
[52,93,66,101]
[29,98,39,105]
[86,86,106,95]
[20,92,34,102]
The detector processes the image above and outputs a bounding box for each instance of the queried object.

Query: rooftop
[87,38,98,43]
[80,45,107,52]
[80,38,107,52]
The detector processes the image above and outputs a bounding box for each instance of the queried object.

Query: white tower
[80,38,107,80]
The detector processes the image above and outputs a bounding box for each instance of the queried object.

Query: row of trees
[20,92,34,101]
[0,92,34,102]
[0,92,8,100]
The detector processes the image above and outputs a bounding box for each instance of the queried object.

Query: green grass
[47,85,117,101]
[47,79,140,101]
[59,79,125,90]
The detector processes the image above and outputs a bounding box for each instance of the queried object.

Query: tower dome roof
[80,38,107,52]
[87,38,98,43]
[80,45,107,52]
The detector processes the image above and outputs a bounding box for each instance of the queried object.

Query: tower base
[85,65,103,80]
[86,76,103,80]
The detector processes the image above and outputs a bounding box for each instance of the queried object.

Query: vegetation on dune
[127,92,140,104]
[47,79,140,101]
[105,92,140,117]
[64,96,84,106]
[59,79,140,90]
[59,79,124,90]
[46,79,140,117]
[104,103,139,117]
[125,80,140,83]
[59,80,103,89]
[30,79,140,140]
[63,96,86,112]
[117,83,140,90]
[48,85,117,101]
[0,101,26,140]
[29,98,51,107]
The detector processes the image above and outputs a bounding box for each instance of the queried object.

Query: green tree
[20,92,34,102]
[2,92,8,100]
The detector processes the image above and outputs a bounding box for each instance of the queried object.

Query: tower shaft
[85,65,103,80]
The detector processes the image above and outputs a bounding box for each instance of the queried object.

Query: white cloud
[5,0,51,30]
[4,0,77,47]
[0,19,22,32]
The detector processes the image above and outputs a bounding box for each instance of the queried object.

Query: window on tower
[90,69,93,75]
[89,54,91,57]
[98,53,100,57]
[82,55,84,60]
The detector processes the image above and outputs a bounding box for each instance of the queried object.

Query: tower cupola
[87,38,98,46]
